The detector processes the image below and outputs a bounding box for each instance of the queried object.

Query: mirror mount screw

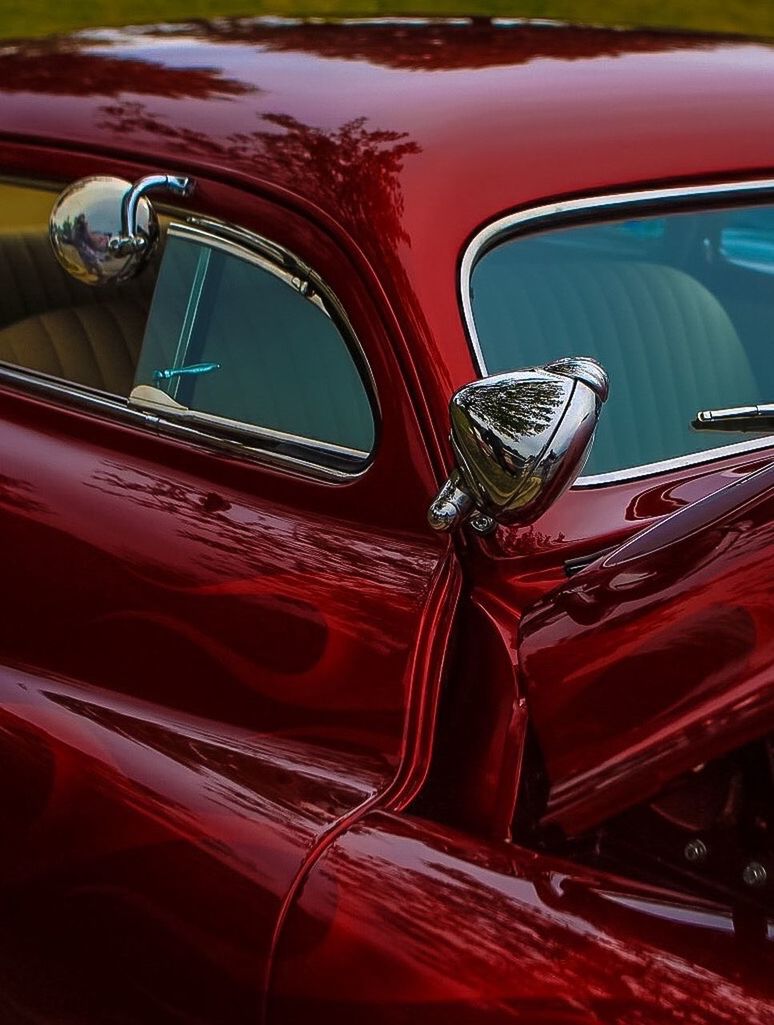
[469,513,496,536]
[684,839,708,864]
[742,861,768,888]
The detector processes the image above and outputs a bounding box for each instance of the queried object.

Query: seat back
[472,258,759,475]
[0,231,156,395]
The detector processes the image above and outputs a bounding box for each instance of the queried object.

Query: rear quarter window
[469,202,774,478]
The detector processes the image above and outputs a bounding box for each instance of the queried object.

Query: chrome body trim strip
[576,435,774,487]
[460,177,774,487]
[0,362,367,481]
[0,363,362,482]
[129,381,369,461]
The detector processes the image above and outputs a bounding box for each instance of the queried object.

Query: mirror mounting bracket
[108,174,194,256]
[427,470,476,532]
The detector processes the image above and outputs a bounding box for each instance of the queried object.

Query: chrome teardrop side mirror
[428,356,608,533]
[49,173,194,286]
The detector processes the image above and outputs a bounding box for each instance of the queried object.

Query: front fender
[268,811,774,1023]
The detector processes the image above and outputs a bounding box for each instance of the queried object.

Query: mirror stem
[427,470,475,532]
[111,175,195,256]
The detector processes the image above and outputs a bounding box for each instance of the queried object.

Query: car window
[132,223,375,469]
[469,202,774,478]
[0,180,158,396]
[720,207,774,273]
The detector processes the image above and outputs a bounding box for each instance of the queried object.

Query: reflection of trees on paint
[0,474,46,516]
[288,825,774,1025]
[156,21,722,72]
[251,114,419,250]
[0,22,721,91]
[0,43,255,98]
[99,103,420,251]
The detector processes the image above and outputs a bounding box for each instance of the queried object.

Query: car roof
[4,18,774,393]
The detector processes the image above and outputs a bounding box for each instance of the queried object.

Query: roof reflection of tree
[97,103,419,256]
[0,44,255,99]
[151,21,719,72]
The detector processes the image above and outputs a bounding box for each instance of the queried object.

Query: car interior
[0,230,155,396]
[0,180,375,463]
[0,181,158,396]
[472,204,774,476]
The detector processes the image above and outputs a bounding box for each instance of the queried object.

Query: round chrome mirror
[428,356,609,533]
[49,173,193,286]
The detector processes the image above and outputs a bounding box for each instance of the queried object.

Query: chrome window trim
[178,218,333,318]
[0,199,378,482]
[0,363,362,482]
[133,217,379,474]
[460,177,774,487]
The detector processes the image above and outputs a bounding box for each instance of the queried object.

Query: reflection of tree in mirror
[466,378,565,441]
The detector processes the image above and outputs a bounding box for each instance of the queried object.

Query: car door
[268,183,774,1025]
[0,156,457,1025]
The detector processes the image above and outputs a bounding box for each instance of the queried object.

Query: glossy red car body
[0,16,773,1023]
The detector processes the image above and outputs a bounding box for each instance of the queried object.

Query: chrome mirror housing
[49,174,194,286]
[428,356,609,532]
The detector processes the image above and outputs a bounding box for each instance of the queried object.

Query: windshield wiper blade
[693,403,774,432]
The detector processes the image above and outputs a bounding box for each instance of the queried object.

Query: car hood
[518,459,774,837]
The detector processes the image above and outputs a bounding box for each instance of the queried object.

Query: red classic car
[0,15,773,1024]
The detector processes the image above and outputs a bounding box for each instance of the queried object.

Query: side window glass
[132,225,375,470]
[720,207,774,273]
[470,202,774,478]
[0,180,158,396]
[534,216,667,260]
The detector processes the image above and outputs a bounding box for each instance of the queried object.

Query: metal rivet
[469,513,496,536]
[684,839,708,864]
[742,861,768,888]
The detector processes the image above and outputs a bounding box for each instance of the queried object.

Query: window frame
[0,197,379,483]
[460,178,774,488]
[129,217,378,477]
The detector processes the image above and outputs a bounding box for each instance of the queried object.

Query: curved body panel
[270,811,774,1023]
[0,167,459,1022]
[2,16,774,1023]
[520,461,774,836]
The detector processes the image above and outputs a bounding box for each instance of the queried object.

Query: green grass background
[1,1,774,41]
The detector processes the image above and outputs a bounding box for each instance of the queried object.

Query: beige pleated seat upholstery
[0,298,149,395]
[0,231,155,396]
[472,258,759,474]
[0,230,99,326]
